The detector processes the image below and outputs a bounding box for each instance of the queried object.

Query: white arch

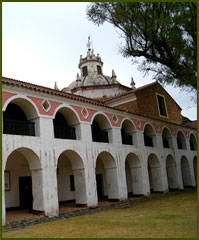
[143,122,156,134]
[57,150,87,206]
[95,151,119,200]
[120,118,136,130]
[3,95,40,120]
[53,104,81,125]
[5,147,42,170]
[57,150,84,170]
[91,112,112,129]
[5,147,44,213]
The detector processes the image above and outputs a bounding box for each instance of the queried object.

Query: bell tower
[78,36,104,79]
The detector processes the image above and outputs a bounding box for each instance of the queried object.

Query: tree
[87,2,197,93]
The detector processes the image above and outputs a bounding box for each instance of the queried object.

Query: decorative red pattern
[152,123,164,134]
[168,127,178,137]
[27,96,62,116]
[131,118,146,131]
[182,130,190,139]
[70,105,97,122]
[104,112,125,127]
[2,92,17,108]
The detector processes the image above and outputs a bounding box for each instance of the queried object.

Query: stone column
[130,166,144,195]
[105,167,120,200]
[73,168,87,206]
[2,170,6,226]
[84,165,98,207]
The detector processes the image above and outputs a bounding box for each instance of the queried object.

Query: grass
[2,191,197,238]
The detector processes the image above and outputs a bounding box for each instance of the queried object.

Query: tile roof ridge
[2,76,105,106]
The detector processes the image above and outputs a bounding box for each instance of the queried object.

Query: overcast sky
[2,2,197,120]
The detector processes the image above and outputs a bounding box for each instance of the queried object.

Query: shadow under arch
[95,151,119,201]
[121,119,137,145]
[177,130,187,150]
[91,113,112,143]
[5,147,44,214]
[125,152,144,196]
[189,133,197,151]
[143,123,157,147]
[57,150,87,206]
[162,127,173,148]
[53,106,81,140]
[3,98,39,136]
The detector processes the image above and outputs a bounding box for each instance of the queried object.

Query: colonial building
[2,44,197,226]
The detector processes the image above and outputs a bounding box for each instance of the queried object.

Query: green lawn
[2,191,197,238]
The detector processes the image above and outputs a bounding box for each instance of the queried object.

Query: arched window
[177,131,186,150]
[189,134,197,151]
[54,112,76,140]
[91,119,108,143]
[162,128,173,148]
[121,120,136,145]
[3,103,35,136]
[143,124,156,147]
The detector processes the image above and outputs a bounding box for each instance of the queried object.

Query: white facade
[2,49,197,226]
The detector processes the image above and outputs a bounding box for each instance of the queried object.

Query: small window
[97,65,102,74]
[70,175,75,191]
[82,66,88,76]
[157,94,167,117]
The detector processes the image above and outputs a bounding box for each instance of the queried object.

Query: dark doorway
[19,176,33,212]
[96,174,103,198]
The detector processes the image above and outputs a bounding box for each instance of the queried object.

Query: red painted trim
[168,127,178,137]
[152,123,164,134]
[70,105,97,122]
[104,112,125,127]
[2,92,17,108]
[131,118,146,131]
[27,96,62,116]
[182,130,190,139]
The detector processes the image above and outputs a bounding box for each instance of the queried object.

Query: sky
[2,2,197,120]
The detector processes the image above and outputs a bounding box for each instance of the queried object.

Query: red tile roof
[2,77,195,129]
[2,77,106,107]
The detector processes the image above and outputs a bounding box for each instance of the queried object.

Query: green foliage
[87,2,197,93]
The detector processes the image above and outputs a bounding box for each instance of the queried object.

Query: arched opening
[121,120,136,145]
[53,108,80,140]
[95,152,119,201]
[193,157,197,185]
[5,148,44,218]
[91,114,112,143]
[143,124,157,147]
[125,153,143,196]
[177,131,187,150]
[166,155,178,190]
[148,154,163,192]
[162,128,173,148]
[189,134,197,151]
[3,100,38,136]
[57,150,87,208]
[181,156,192,187]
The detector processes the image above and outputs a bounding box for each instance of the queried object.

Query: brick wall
[115,83,182,125]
